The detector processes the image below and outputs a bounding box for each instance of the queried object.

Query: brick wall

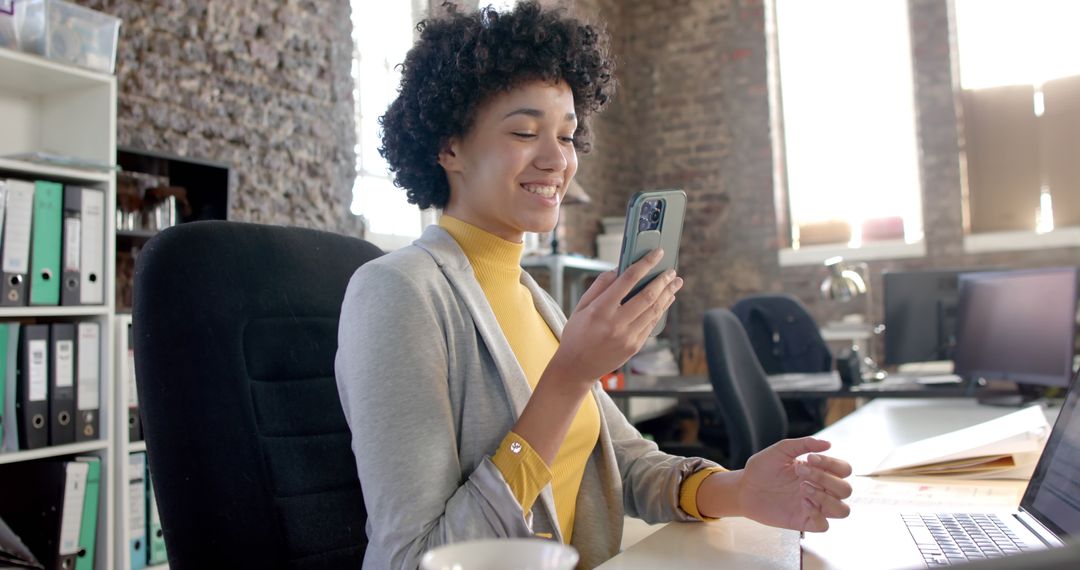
[76,0,361,235]
[73,0,1077,353]
[571,0,780,347]
[570,0,1080,357]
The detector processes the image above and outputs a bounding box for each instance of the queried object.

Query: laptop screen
[1021,370,1080,538]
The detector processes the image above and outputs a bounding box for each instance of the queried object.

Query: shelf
[0,157,114,184]
[0,47,114,94]
[0,306,110,318]
[0,440,109,465]
[117,229,158,240]
[128,440,147,453]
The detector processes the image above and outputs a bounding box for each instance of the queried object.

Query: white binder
[76,322,101,441]
[79,187,104,304]
[1,179,34,306]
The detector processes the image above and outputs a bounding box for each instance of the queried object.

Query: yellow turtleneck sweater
[440,215,599,542]
[439,215,723,542]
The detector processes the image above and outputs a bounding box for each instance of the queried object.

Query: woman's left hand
[736,437,853,532]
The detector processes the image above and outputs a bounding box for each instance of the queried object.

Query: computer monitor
[953,267,1079,390]
[883,269,988,365]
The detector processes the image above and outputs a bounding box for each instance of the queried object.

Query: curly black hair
[378,1,617,210]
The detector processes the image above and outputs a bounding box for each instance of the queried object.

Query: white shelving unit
[0,46,117,570]
[114,312,167,570]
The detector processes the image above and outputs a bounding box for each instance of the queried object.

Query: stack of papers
[864,405,1050,480]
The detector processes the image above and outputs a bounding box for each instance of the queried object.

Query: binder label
[60,462,90,555]
[2,181,34,274]
[56,339,74,388]
[128,453,147,539]
[29,339,47,401]
[77,323,100,410]
[64,217,82,271]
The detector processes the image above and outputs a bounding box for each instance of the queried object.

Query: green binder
[147,465,168,565]
[0,323,7,444]
[29,180,63,305]
[75,456,101,570]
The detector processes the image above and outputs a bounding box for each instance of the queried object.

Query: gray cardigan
[335,225,718,569]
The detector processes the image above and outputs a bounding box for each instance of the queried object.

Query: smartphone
[616,189,687,336]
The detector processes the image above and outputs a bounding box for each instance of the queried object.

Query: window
[772,0,923,262]
[350,1,427,250]
[955,0,1080,242]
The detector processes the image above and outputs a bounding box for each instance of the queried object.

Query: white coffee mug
[420,538,579,570]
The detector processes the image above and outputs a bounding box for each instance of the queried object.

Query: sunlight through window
[350,1,422,242]
[776,0,923,248]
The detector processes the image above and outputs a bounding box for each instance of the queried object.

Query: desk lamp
[820,256,884,378]
[550,179,592,254]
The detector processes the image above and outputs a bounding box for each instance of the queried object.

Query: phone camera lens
[650,210,661,222]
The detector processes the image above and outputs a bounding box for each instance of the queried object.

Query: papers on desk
[864,405,1050,480]
[766,371,841,391]
[848,478,1024,509]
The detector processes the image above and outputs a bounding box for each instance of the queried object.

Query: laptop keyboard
[902,513,1034,566]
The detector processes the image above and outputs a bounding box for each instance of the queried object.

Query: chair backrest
[703,307,788,469]
[730,293,832,374]
[132,221,383,569]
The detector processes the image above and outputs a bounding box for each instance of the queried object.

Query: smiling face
[439,79,579,242]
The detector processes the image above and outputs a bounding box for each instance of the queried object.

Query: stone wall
[76,0,361,234]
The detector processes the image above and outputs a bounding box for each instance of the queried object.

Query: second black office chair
[132,221,383,569]
[731,293,831,436]
[703,307,788,469]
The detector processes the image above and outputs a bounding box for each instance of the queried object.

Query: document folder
[75,322,100,442]
[1,321,20,452]
[29,180,62,306]
[2,180,34,306]
[79,188,104,305]
[60,187,82,306]
[866,405,1050,480]
[74,456,100,570]
[48,323,76,445]
[129,452,147,570]
[147,465,167,565]
[0,322,6,446]
[118,316,141,441]
[16,324,50,449]
[0,459,90,570]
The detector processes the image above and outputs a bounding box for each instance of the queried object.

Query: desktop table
[608,372,1015,400]
[597,398,1054,569]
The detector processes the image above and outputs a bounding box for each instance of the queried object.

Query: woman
[335,3,852,568]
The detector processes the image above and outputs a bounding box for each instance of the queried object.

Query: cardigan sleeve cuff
[491,431,554,514]
[678,466,728,521]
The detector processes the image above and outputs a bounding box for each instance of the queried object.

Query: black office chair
[730,293,832,375]
[703,307,788,469]
[132,221,383,569]
[731,293,831,436]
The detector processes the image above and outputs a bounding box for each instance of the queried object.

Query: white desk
[598,398,1054,569]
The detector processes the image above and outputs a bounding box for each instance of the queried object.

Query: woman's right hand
[548,248,684,385]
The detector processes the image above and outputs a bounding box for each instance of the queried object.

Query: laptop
[802,370,1080,569]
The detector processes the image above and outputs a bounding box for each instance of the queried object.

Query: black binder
[125,322,141,442]
[15,324,50,449]
[60,187,82,306]
[47,323,76,446]
[0,459,89,570]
